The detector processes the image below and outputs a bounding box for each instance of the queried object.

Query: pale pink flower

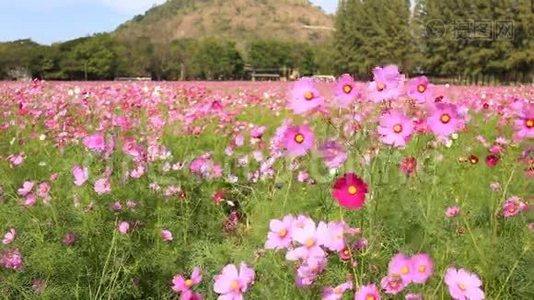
[2,228,16,245]
[213,263,255,300]
[161,229,173,241]
[72,165,89,186]
[354,284,381,300]
[94,178,111,195]
[118,221,130,234]
[444,267,485,300]
[322,281,353,300]
[446,206,461,218]
[18,181,34,196]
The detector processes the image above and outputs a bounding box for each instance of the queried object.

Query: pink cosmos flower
[322,281,353,300]
[0,249,24,270]
[367,65,405,102]
[405,293,423,300]
[502,196,528,218]
[407,76,434,104]
[319,140,348,169]
[213,263,255,300]
[446,206,461,218]
[378,110,414,147]
[83,133,106,152]
[380,275,407,295]
[444,267,485,300]
[427,103,465,137]
[295,256,326,287]
[286,218,326,261]
[283,124,315,157]
[410,253,434,284]
[317,221,346,252]
[388,253,413,284]
[265,215,294,250]
[2,228,16,245]
[354,284,381,300]
[37,182,50,198]
[172,267,202,293]
[7,153,25,167]
[24,193,37,207]
[94,177,111,195]
[118,221,130,234]
[513,104,534,141]
[180,290,203,300]
[161,229,173,241]
[288,77,324,114]
[334,74,359,108]
[71,165,89,186]
[18,181,34,196]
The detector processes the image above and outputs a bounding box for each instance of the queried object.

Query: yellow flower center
[348,185,358,195]
[366,295,377,300]
[294,134,305,144]
[401,266,409,274]
[185,279,193,287]
[230,280,240,291]
[440,113,451,124]
[304,91,314,101]
[377,82,386,92]
[417,84,426,93]
[343,84,353,94]
[343,249,350,256]
[458,282,467,291]
[526,119,534,128]
[393,124,403,133]
[418,265,426,273]
[279,229,287,238]
[305,238,315,248]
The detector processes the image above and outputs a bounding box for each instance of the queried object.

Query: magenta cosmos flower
[332,173,368,210]
[427,102,465,137]
[444,267,485,300]
[367,65,405,102]
[288,77,324,114]
[265,215,294,250]
[283,124,315,157]
[354,284,381,300]
[172,267,202,293]
[213,263,255,300]
[319,140,348,169]
[407,76,434,104]
[334,74,359,108]
[378,110,414,147]
[513,104,534,141]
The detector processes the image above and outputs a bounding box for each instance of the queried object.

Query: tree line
[0,35,330,81]
[335,0,533,83]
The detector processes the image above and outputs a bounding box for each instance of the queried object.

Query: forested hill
[115,0,334,46]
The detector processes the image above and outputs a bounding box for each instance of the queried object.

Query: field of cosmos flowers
[0,65,533,299]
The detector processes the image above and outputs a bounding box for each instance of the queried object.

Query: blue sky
[0,0,338,45]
